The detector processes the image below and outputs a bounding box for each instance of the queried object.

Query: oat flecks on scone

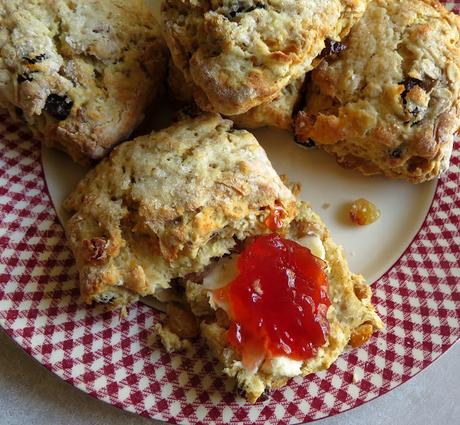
[168,201,383,403]
[295,0,460,183]
[161,0,369,116]
[0,0,167,163]
[64,113,297,307]
[168,60,305,130]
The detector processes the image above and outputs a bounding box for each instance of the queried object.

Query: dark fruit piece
[320,38,348,57]
[23,53,47,64]
[399,77,435,105]
[390,148,403,159]
[17,74,33,83]
[294,136,316,148]
[228,1,266,18]
[44,94,73,120]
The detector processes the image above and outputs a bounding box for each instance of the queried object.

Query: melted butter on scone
[203,255,239,291]
[264,356,303,378]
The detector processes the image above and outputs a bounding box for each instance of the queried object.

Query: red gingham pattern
[0,3,459,422]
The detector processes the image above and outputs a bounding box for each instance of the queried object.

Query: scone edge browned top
[64,113,297,308]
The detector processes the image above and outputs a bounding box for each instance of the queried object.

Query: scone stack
[1,0,458,404]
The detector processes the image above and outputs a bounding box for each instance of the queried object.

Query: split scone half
[294,0,460,183]
[168,61,305,130]
[161,0,370,115]
[158,201,383,402]
[0,0,168,163]
[64,113,296,308]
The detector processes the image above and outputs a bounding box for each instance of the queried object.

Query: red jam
[264,205,287,231]
[213,234,330,369]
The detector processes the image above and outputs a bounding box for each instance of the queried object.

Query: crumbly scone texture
[64,113,297,307]
[162,201,383,403]
[0,0,167,163]
[168,60,305,130]
[295,0,460,183]
[161,0,369,115]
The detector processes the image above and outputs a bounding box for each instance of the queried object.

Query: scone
[294,0,460,183]
[168,61,305,130]
[157,200,383,403]
[230,76,305,130]
[0,0,167,163]
[161,0,369,115]
[64,113,296,308]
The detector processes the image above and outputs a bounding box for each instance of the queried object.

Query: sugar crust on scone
[64,113,296,307]
[0,0,167,163]
[163,201,383,403]
[295,0,460,183]
[162,0,369,115]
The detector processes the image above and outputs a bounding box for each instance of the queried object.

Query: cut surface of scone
[0,0,168,163]
[294,0,460,183]
[64,113,296,308]
[161,0,370,116]
[168,60,305,130]
[157,201,383,403]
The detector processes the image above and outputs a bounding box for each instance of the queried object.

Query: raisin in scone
[64,113,296,308]
[0,0,167,163]
[168,61,305,130]
[156,200,383,402]
[295,0,460,183]
[161,0,369,116]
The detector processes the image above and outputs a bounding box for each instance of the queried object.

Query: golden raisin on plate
[349,198,381,225]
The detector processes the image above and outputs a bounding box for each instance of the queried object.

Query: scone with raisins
[64,113,296,307]
[0,0,167,163]
[295,0,460,183]
[168,61,305,130]
[64,113,382,402]
[161,0,370,115]
[176,201,383,402]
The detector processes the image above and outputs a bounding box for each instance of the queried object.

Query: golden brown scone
[64,113,296,308]
[159,201,383,403]
[295,0,460,183]
[168,60,305,130]
[161,0,369,116]
[0,0,167,163]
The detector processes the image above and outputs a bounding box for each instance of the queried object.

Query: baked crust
[168,60,305,130]
[0,0,168,163]
[64,113,296,306]
[230,75,305,130]
[170,201,383,403]
[162,0,369,115]
[295,0,460,183]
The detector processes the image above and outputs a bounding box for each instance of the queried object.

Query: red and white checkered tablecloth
[0,2,459,424]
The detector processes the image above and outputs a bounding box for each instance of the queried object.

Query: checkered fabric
[0,3,459,423]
